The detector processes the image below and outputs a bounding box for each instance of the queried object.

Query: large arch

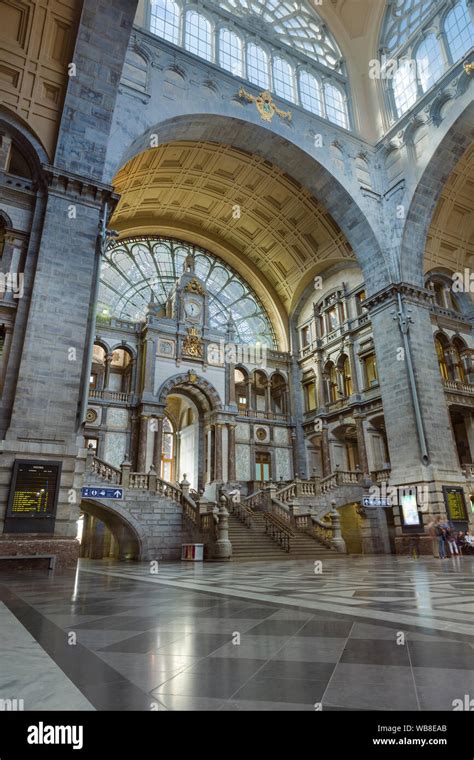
[157,372,223,412]
[105,114,390,296]
[80,498,149,560]
[400,101,474,285]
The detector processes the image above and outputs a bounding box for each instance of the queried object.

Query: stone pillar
[290,430,298,479]
[130,412,140,471]
[347,338,359,394]
[265,380,272,415]
[354,413,369,475]
[329,501,346,553]
[213,495,232,560]
[153,416,164,475]
[366,286,462,484]
[314,353,326,409]
[246,377,253,411]
[321,424,331,477]
[0,324,13,392]
[227,423,236,481]
[136,415,149,473]
[215,423,223,482]
[103,354,112,389]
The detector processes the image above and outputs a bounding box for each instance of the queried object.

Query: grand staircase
[228,511,338,561]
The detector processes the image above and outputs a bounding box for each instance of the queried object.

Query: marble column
[347,338,359,394]
[103,354,112,389]
[246,377,253,411]
[215,423,223,481]
[153,416,164,475]
[321,424,331,477]
[136,414,149,472]
[265,380,272,416]
[354,413,369,475]
[314,353,325,409]
[227,423,236,481]
[0,324,13,393]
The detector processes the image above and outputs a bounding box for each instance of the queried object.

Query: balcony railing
[442,379,474,395]
[89,389,132,403]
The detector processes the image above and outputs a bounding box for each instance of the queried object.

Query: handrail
[89,389,131,402]
[294,512,333,548]
[242,489,266,510]
[229,499,253,528]
[263,513,292,552]
[442,379,474,394]
[269,497,292,525]
[90,456,121,484]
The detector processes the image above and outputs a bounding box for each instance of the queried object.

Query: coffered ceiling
[111,140,356,347]
[425,145,474,275]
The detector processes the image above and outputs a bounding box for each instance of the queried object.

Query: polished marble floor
[1,555,474,711]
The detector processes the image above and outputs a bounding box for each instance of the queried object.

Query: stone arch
[399,100,474,285]
[105,113,389,295]
[80,498,150,560]
[0,105,49,178]
[157,372,222,411]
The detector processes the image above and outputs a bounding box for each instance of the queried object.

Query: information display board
[442,486,468,523]
[400,493,421,527]
[5,460,61,533]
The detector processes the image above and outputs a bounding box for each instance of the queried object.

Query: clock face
[185,300,202,319]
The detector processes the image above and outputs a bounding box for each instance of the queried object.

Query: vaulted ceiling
[425,145,474,274]
[111,140,356,348]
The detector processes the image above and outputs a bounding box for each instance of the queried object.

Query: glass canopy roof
[98,237,277,347]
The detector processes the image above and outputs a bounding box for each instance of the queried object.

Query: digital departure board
[5,460,61,533]
[442,485,468,523]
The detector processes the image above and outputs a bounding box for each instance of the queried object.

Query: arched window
[338,355,352,397]
[302,370,316,412]
[323,83,348,128]
[393,58,418,116]
[218,28,243,76]
[381,0,439,54]
[435,336,450,381]
[324,362,338,404]
[235,368,248,411]
[453,338,468,383]
[415,35,445,93]
[161,416,174,481]
[272,57,295,102]
[185,11,213,61]
[444,1,474,63]
[253,370,267,414]
[246,43,270,89]
[298,71,322,116]
[90,344,106,390]
[149,0,181,44]
[270,373,287,415]
[109,348,133,393]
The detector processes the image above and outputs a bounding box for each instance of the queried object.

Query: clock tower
[167,251,209,327]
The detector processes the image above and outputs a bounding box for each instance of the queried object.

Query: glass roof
[98,237,277,347]
[381,0,440,53]
[215,0,343,69]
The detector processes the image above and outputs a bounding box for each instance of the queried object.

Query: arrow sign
[82,487,124,500]
[362,497,391,508]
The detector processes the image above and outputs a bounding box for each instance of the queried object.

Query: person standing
[434,516,447,559]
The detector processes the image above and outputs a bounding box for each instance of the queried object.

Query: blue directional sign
[81,487,124,500]
[362,497,391,508]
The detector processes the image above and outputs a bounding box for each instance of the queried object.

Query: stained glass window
[98,237,277,347]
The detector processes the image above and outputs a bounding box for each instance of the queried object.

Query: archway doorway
[79,500,143,561]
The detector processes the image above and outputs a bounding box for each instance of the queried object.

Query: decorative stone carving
[182,327,203,358]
